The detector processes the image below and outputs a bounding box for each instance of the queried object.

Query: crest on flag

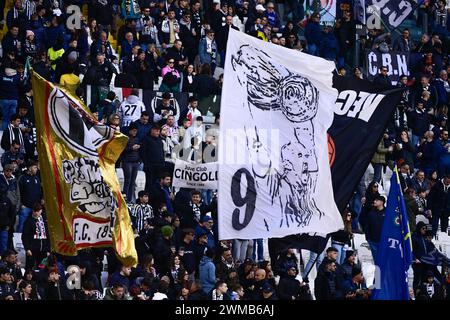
[32,72,137,266]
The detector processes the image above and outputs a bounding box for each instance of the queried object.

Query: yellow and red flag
[31,71,137,266]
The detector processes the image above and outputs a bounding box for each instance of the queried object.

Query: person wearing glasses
[264,2,281,33]
[199,29,219,74]
[1,141,25,170]
[373,66,391,87]
[160,58,182,93]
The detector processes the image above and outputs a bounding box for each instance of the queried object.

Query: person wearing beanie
[153,224,175,276]
[365,195,386,263]
[24,30,39,60]
[121,121,142,203]
[161,225,174,238]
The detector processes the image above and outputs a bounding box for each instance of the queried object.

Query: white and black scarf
[8,124,25,154]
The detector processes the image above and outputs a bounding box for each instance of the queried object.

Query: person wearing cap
[121,122,142,203]
[195,215,215,249]
[428,174,450,235]
[261,282,278,300]
[140,116,163,188]
[365,195,386,262]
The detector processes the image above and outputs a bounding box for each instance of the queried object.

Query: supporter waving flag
[31,71,137,267]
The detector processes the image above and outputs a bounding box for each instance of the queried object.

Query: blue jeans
[17,207,33,233]
[368,241,379,264]
[252,239,264,262]
[122,162,140,203]
[308,43,319,56]
[350,194,363,231]
[201,190,213,205]
[331,242,346,265]
[412,134,420,151]
[0,99,18,130]
[372,163,383,183]
[0,230,8,256]
[303,251,323,279]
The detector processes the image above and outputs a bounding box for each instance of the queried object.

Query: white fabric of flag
[218,29,343,240]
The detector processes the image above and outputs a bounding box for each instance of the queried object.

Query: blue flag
[372,167,413,300]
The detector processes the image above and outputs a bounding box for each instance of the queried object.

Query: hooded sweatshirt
[199,256,215,294]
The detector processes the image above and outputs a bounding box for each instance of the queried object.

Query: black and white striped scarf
[8,124,25,154]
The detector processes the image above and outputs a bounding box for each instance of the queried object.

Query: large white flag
[218,29,343,240]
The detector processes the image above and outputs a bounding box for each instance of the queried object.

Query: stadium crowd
[0,0,450,300]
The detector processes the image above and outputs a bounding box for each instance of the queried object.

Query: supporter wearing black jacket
[153,226,175,276]
[141,125,165,192]
[178,190,210,229]
[0,188,15,257]
[165,40,188,72]
[314,260,342,300]
[21,204,50,270]
[427,175,450,234]
[277,267,302,300]
[178,229,196,275]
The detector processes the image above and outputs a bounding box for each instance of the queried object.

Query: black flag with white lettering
[329,74,405,212]
[268,75,405,258]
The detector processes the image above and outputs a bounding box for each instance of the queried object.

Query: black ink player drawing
[231,44,324,229]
